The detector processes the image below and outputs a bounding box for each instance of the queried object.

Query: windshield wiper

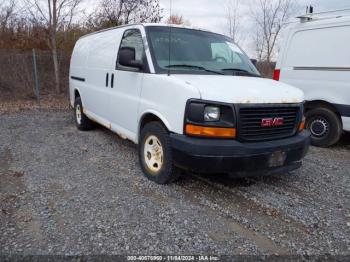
[166,64,224,75]
[221,68,261,77]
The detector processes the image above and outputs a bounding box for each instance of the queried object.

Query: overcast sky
[83,0,349,58]
[161,0,349,33]
[159,0,349,57]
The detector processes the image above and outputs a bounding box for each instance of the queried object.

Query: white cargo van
[275,10,350,147]
[70,24,310,184]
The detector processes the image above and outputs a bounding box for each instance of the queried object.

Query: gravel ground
[1,110,350,256]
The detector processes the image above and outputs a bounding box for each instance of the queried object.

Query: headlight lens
[204,106,220,121]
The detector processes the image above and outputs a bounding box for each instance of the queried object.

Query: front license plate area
[268,151,287,168]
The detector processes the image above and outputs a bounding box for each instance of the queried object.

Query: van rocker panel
[170,130,310,175]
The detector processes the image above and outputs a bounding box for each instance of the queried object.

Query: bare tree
[254,28,264,61]
[166,14,189,25]
[0,0,16,31]
[138,0,162,23]
[23,0,83,93]
[251,0,293,62]
[226,0,241,44]
[86,0,162,30]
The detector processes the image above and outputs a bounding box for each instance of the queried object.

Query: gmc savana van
[275,10,350,147]
[70,24,310,184]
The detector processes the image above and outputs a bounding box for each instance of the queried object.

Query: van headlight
[204,106,220,121]
[185,100,236,138]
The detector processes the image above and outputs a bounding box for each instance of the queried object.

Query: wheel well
[139,113,168,133]
[74,89,80,100]
[304,100,341,118]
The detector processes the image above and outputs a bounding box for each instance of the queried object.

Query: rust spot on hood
[236,98,301,104]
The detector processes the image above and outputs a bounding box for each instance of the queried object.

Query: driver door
[108,28,147,141]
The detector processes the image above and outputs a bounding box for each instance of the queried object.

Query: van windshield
[145,26,260,76]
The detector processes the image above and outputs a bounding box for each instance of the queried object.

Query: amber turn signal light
[185,124,236,138]
[299,120,305,131]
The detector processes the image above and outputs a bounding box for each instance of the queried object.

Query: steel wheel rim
[144,135,163,173]
[76,104,82,125]
[310,118,329,137]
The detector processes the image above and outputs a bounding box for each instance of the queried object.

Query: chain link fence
[0,49,70,111]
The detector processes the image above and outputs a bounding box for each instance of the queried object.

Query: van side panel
[284,26,350,68]
[83,30,123,121]
[278,23,350,120]
[69,38,90,107]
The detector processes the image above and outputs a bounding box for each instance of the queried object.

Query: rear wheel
[305,107,342,147]
[139,122,179,184]
[74,97,94,131]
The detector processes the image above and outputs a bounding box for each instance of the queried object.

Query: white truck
[70,24,310,184]
[275,9,350,147]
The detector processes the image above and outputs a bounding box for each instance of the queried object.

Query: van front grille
[238,105,300,142]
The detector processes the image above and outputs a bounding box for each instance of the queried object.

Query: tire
[305,107,342,147]
[139,122,179,184]
[74,97,94,131]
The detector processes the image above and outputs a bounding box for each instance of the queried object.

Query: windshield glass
[145,26,260,76]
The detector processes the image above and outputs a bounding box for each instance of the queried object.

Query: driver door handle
[106,73,109,87]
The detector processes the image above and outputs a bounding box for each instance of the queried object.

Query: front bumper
[170,130,310,177]
[342,117,350,132]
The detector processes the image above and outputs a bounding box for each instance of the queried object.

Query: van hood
[173,74,304,104]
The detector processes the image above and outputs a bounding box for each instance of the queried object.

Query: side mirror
[118,47,143,69]
[250,59,258,67]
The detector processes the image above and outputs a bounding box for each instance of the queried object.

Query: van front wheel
[305,107,342,147]
[139,122,179,184]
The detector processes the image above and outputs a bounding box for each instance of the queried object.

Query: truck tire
[139,122,179,184]
[305,107,342,147]
[74,97,94,131]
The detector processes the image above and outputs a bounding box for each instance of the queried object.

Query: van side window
[117,29,146,70]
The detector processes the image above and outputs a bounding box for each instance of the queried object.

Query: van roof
[80,23,218,40]
[295,8,350,25]
[284,12,350,33]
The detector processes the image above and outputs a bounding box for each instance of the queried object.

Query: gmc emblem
[261,117,284,127]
